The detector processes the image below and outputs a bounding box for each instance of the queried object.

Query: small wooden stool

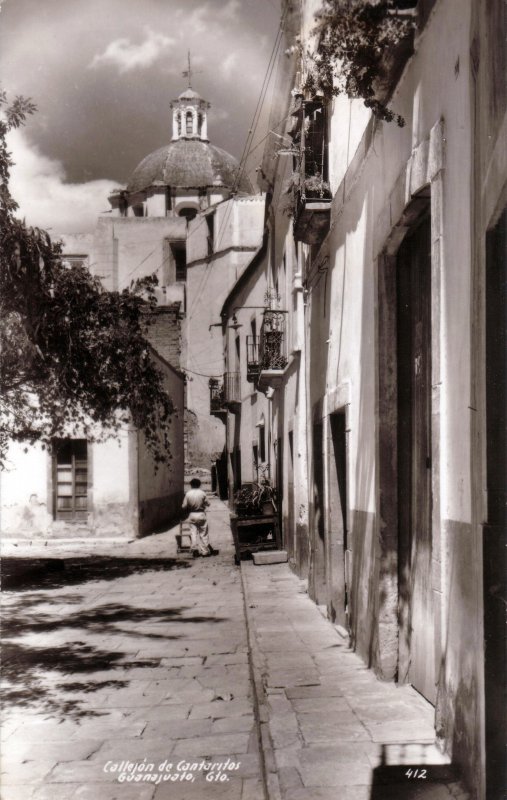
[176,521,192,553]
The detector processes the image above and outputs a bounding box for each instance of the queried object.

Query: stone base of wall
[138,492,183,538]
[347,510,378,667]
[294,522,310,578]
[1,502,138,539]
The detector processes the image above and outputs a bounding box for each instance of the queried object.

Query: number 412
[405,769,427,779]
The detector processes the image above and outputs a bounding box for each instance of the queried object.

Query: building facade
[1,84,264,537]
[218,2,506,798]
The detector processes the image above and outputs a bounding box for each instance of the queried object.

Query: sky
[1,0,282,233]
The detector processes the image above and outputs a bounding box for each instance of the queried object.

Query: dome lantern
[171,53,210,142]
[171,89,210,142]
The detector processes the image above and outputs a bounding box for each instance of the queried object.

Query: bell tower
[171,53,210,142]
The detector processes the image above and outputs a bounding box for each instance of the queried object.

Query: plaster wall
[1,445,52,536]
[225,263,270,490]
[187,197,265,264]
[86,217,186,292]
[184,197,264,470]
[302,0,484,793]
[0,433,136,539]
[137,356,185,535]
[145,190,166,217]
[270,0,490,794]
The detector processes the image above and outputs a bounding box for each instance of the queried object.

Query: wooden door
[397,216,436,704]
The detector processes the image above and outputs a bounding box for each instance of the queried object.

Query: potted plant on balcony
[302,0,416,126]
[282,171,331,219]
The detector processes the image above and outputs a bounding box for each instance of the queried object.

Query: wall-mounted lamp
[228,314,243,331]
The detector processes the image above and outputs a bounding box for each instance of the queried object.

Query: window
[62,254,89,269]
[259,425,266,463]
[53,439,88,521]
[178,207,197,222]
[170,241,187,281]
[206,213,215,256]
[252,444,259,480]
[235,335,241,368]
[186,111,193,135]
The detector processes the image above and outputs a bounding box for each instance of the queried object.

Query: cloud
[7,129,121,234]
[88,27,175,74]
[220,53,239,80]
[184,0,240,35]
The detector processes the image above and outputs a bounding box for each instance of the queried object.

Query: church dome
[127,139,253,194]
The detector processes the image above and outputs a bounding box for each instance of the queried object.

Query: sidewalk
[1,499,470,800]
[240,561,469,800]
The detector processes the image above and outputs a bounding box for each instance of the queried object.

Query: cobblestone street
[1,499,469,800]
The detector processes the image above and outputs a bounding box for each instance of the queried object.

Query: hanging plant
[303,0,416,126]
[282,171,331,217]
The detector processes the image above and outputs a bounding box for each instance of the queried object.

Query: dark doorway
[214,448,228,500]
[276,436,284,547]
[328,411,348,627]
[397,214,436,704]
[484,206,506,800]
[310,420,327,604]
[287,431,295,562]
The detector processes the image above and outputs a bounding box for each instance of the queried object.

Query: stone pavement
[1,499,263,800]
[1,498,469,800]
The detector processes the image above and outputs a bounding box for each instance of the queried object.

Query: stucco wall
[184,196,265,470]
[1,433,136,539]
[264,1,499,796]
[137,354,185,536]
[91,216,187,292]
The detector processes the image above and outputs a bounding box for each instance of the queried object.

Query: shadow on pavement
[1,641,140,718]
[1,555,228,721]
[369,745,464,799]
[1,555,190,591]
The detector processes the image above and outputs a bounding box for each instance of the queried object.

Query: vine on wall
[303,0,416,126]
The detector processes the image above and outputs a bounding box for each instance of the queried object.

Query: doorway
[328,411,348,627]
[484,206,506,799]
[287,431,295,562]
[310,420,327,604]
[397,214,436,704]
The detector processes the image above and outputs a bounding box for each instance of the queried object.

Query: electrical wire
[212,5,289,255]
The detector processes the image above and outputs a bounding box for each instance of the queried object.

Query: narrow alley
[1,499,469,800]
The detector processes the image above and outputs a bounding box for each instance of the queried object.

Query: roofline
[220,230,268,319]
[148,343,185,381]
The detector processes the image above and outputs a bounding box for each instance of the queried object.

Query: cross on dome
[181,51,201,89]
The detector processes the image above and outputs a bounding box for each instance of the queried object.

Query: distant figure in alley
[182,478,216,558]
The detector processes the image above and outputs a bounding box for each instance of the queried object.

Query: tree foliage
[0,92,175,467]
[303,1,415,126]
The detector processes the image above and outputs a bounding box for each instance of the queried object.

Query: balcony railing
[257,310,288,392]
[223,371,241,407]
[260,310,288,371]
